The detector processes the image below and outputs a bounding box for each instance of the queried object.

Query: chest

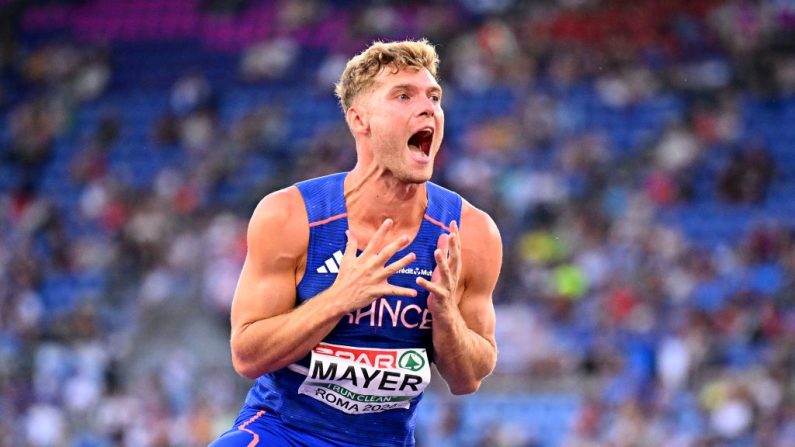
[296,217,441,335]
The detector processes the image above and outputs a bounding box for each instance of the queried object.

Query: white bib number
[296,342,431,415]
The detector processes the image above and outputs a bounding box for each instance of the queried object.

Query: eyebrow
[389,84,443,95]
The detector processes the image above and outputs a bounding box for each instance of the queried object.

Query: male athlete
[210,39,502,447]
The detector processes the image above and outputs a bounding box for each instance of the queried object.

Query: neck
[344,162,427,230]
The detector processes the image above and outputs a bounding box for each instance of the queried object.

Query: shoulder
[250,186,307,229]
[247,186,309,254]
[460,199,502,252]
[459,199,502,288]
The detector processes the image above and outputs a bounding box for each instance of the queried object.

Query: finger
[342,230,358,263]
[449,221,462,276]
[382,252,416,277]
[377,285,418,298]
[415,277,448,298]
[434,248,454,287]
[373,234,411,265]
[362,219,393,256]
[437,232,449,253]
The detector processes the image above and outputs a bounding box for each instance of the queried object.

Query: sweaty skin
[229,66,501,395]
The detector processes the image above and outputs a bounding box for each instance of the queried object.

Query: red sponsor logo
[314,343,398,369]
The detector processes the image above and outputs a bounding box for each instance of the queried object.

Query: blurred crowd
[2,0,795,446]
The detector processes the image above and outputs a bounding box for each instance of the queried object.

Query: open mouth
[407,128,433,157]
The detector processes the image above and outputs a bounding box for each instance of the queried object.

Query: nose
[418,96,435,118]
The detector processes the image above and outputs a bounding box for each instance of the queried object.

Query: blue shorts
[209,406,370,447]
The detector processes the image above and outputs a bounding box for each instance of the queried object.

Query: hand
[416,220,461,316]
[330,219,418,313]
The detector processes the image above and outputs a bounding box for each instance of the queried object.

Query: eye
[430,94,441,103]
[398,93,410,101]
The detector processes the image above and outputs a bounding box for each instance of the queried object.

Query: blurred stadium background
[2,0,795,446]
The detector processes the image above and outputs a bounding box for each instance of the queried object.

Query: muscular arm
[420,204,501,394]
[230,187,418,379]
[229,187,346,379]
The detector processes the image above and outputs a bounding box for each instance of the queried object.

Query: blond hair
[335,39,439,112]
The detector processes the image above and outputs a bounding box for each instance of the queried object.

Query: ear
[346,103,369,137]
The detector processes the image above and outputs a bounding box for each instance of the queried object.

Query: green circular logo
[398,351,425,372]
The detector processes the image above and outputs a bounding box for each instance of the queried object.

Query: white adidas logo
[316,250,344,274]
[316,250,432,277]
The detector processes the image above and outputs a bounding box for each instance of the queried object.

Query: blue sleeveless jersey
[243,172,462,447]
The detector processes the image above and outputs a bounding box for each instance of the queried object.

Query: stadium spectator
[2,1,795,446]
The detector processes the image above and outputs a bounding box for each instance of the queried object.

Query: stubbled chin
[396,159,432,183]
[398,172,431,184]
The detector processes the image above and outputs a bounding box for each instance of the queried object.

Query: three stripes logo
[316,250,432,277]
[316,250,344,274]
